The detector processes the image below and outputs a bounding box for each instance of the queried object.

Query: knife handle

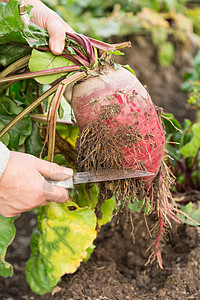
[45,177,74,189]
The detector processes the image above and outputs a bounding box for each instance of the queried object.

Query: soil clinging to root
[76,99,176,266]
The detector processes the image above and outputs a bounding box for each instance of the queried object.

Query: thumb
[47,19,75,55]
[49,31,66,55]
[36,159,73,181]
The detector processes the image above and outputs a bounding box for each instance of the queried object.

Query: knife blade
[46,169,153,189]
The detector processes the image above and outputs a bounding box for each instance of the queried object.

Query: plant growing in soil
[0,0,197,296]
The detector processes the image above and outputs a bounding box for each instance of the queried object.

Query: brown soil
[0,212,199,300]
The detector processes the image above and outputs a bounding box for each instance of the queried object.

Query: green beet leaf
[0,94,32,150]
[158,41,175,66]
[0,44,31,67]
[0,0,27,45]
[129,198,145,213]
[0,0,48,47]
[72,184,115,225]
[0,215,16,277]
[29,49,75,84]
[56,123,79,149]
[26,201,97,295]
[25,229,54,295]
[25,122,43,157]
[180,121,200,158]
[98,198,115,226]
[0,123,10,146]
[179,201,200,227]
[71,183,99,210]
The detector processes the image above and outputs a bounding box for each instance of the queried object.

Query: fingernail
[51,43,63,55]
[63,168,73,178]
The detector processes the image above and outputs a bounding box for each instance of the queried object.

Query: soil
[0,34,200,300]
[0,212,199,300]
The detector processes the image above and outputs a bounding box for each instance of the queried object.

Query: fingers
[43,180,69,203]
[46,16,75,55]
[35,157,72,205]
[24,0,75,55]
[0,208,18,218]
[49,31,66,55]
[37,158,73,181]
[37,159,72,203]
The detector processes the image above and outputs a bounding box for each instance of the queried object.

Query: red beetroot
[72,66,165,184]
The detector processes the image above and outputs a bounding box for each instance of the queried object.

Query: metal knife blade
[46,169,154,189]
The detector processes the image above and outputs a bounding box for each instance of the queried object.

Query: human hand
[0,151,73,217]
[1,0,74,54]
[24,0,75,55]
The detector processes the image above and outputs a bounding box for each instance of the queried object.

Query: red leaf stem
[66,32,95,65]
[61,54,82,66]
[47,71,87,161]
[70,46,90,62]
[88,37,131,51]
[79,33,95,64]
[0,65,81,84]
[62,53,89,67]
[66,32,87,50]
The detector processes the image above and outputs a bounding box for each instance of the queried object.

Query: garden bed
[0,212,199,300]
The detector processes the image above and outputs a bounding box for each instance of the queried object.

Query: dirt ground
[0,34,199,300]
[0,212,199,300]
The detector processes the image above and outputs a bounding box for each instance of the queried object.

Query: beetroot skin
[72,66,165,184]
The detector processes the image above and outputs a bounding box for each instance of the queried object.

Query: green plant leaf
[0,44,31,67]
[123,64,136,76]
[180,121,200,158]
[71,183,99,210]
[25,229,54,295]
[191,170,200,187]
[0,0,27,45]
[0,94,32,150]
[52,154,69,167]
[25,122,43,157]
[179,201,200,227]
[83,244,96,263]
[26,201,97,295]
[158,41,175,66]
[29,49,74,84]
[0,0,48,47]
[0,123,10,146]
[129,198,144,212]
[56,123,79,150]
[163,112,182,136]
[98,198,115,226]
[0,215,16,277]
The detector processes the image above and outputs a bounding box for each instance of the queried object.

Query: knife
[46,169,153,189]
